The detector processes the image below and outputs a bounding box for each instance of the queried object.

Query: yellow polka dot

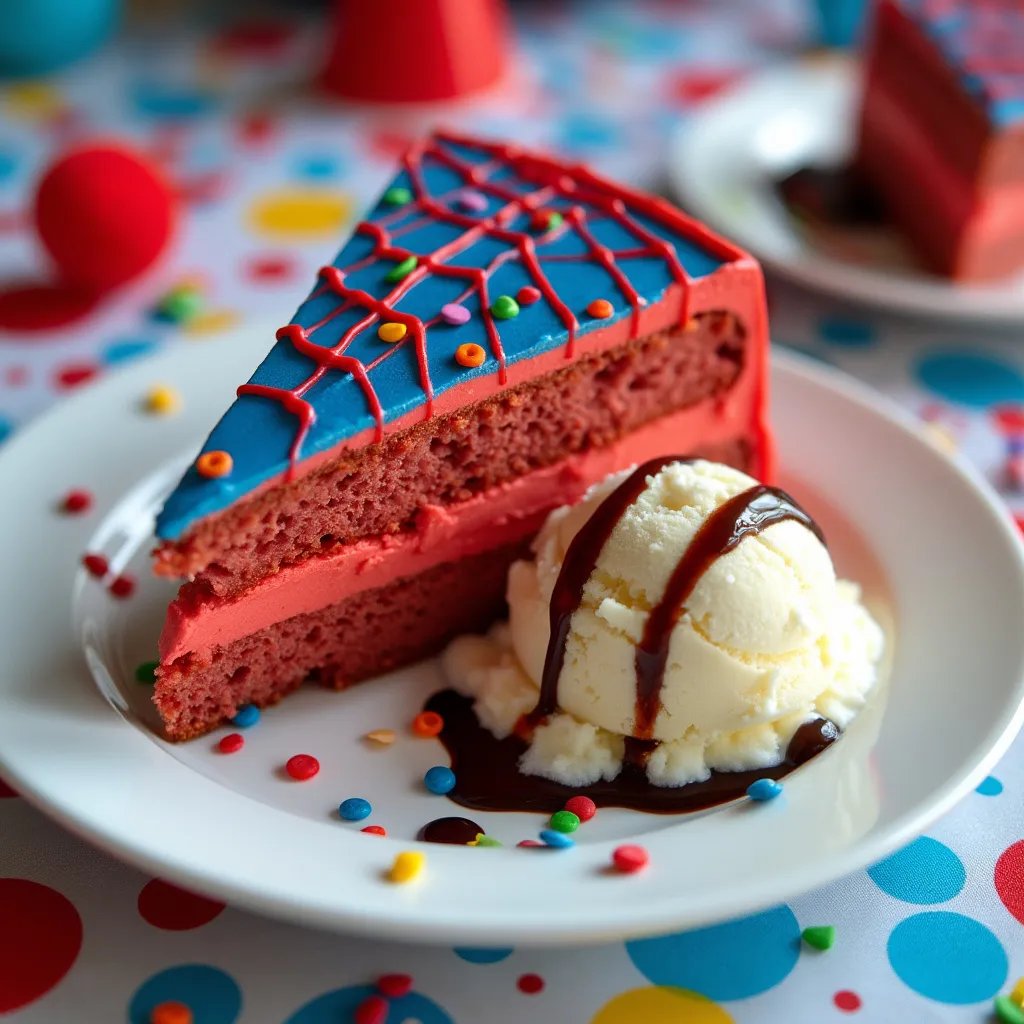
[248,189,352,241]
[591,987,733,1024]
[4,82,65,120]
[185,309,240,337]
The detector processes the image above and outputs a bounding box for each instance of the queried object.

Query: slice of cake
[858,0,1024,281]
[152,131,774,740]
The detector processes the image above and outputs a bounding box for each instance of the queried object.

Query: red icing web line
[238,133,719,473]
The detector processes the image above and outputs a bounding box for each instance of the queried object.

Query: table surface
[2,2,1024,1022]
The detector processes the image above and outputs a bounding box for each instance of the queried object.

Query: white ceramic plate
[669,56,1024,323]
[1,324,1023,947]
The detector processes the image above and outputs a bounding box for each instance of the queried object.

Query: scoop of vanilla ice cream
[443,460,884,787]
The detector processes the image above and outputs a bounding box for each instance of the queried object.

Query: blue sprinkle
[339,797,372,821]
[747,778,783,802]
[539,829,575,849]
[231,704,260,728]
[424,765,456,795]
[976,775,1004,797]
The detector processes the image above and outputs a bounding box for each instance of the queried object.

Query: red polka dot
[54,362,99,391]
[517,973,544,994]
[137,878,225,931]
[0,879,83,1012]
[668,69,742,105]
[237,113,275,147]
[0,284,99,332]
[245,255,295,282]
[4,366,28,387]
[833,990,861,1012]
[0,774,18,798]
[996,840,1024,925]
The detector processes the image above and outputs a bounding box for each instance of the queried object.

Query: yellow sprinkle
[388,850,425,884]
[363,729,396,746]
[185,309,240,337]
[377,321,407,343]
[4,82,65,120]
[144,385,181,416]
[1011,977,1024,1007]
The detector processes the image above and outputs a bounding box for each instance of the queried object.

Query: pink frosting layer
[160,397,753,664]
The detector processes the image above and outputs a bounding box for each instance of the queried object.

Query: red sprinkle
[612,844,649,873]
[82,552,108,577]
[218,733,244,754]
[833,990,862,1012]
[517,839,543,848]
[516,285,541,306]
[285,754,320,781]
[517,974,544,995]
[62,489,93,514]
[361,825,387,836]
[109,575,135,599]
[586,298,614,319]
[564,796,596,823]
[354,994,388,1024]
[377,973,413,999]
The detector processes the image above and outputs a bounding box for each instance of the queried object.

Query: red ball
[34,143,176,293]
[564,795,597,823]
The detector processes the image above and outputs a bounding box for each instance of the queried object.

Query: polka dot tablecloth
[2,2,1024,1021]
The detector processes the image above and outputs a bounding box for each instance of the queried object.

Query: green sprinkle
[547,212,563,229]
[996,997,1024,1024]
[383,186,412,206]
[801,925,836,951]
[490,295,519,320]
[473,834,503,847]
[135,660,159,684]
[157,287,203,324]
[549,810,580,834]
[385,255,418,283]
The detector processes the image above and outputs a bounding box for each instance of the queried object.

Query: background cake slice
[152,131,773,740]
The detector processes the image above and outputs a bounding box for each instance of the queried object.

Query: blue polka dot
[0,149,18,183]
[977,775,1004,796]
[295,153,346,180]
[888,912,1007,1004]
[453,946,514,964]
[283,984,452,1024]
[626,905,800,1000]
[0,416,11,445]
[817,315,877,348]
[916,351,1024,408]
[132,82,215,119]
[868,837,966,904]
[128,964,241,1024]
[102,338,158,365]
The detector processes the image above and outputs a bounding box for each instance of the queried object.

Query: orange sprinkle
[150,1002,193,1024]
[196,450,233,478]
[412,711,444,738]
[586,298,614,319]
[455,343,486,368]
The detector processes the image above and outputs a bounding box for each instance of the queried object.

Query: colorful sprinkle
[747,778,782,802]
[470,834,503,847]
[196,450,233,478]
[82,553,108,577]
[377,321,407,343]
[412,711,444,738]
[457,189,488,212]
[490,295,520,320]
[156,287,203,326]
[285,754,320,781]
[531,209,563,231]
[377,973,413,998]
[455,343,486,368]
[217,733,244,754]
[144,384,181,416]
[802,925,836,951]
[517,974,545,995]
[587,298,614,319]
[612,844,649,873]
[62,489,92,514]
[231,704,260,728]
[109,575,135,599]
[354,994,388,1024]
[149,1002,193,1024]
[385,254,418,282]
[995,996,1024,1024]
[382,186,412,206]
[424,765,456,795]
[539,828,575,849]
[364,728,396,746]
[549,810,580,834]
[517,839,544,848]
[362,825,387,836]
[339,797,372,821]
[135,661,159,684]
[516,285,541,306]
[833,990,862,1012]
[565,796,596,822]
[440,302,471,325]
[388,850,425,883]
[1012,977,1024,1006]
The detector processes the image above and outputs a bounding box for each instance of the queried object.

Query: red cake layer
[156,311,753,598]
[156,439,750,741]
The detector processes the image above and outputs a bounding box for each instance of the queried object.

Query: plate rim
[1,332,1023,946]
